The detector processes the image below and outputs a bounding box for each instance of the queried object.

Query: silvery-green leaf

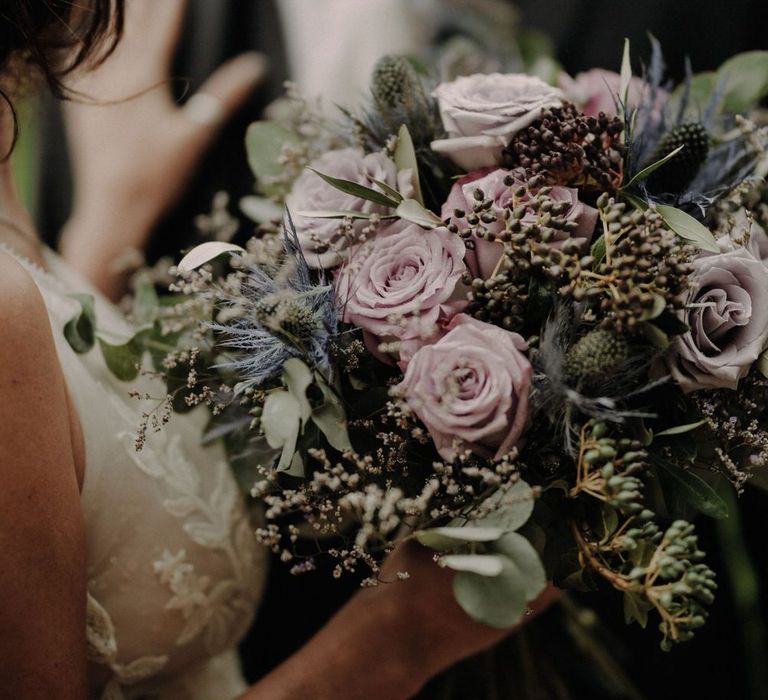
[624,145,684,188]
[245,121,294,195]
[261,391,302,450]
[757,350,768,379]
[240,195,283,224]
[716,51,768,113]
[395,198,442,228]
[590,235,606,265]
[491,532,547,601]
[656,419,707,437]
[132,273,159,326]
[452,556,528,628]
[667,72,717,118]
[619,38,632,106]
[470,480,535,532]
[655,205,719,253]
[394,124,424,205]
[640,293,667,321]
[311,373,352,451]
[441,554,506,577]
[177,242,244,272]
[415,526,505,550]
[309,169,399,208]
[282,358,314,422]
[639,321,670,349]
[64,294,96,354]
[656,462,729,519]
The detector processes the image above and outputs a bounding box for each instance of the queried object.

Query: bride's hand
[59,0,266,300]
[242,540,558,700]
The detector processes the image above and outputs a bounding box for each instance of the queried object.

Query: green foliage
[64,294,96,354]
[245,121,295,197]
[656,462,729,520]
[655,204,719,252]
[716,50,768,113]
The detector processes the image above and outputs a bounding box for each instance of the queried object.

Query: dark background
[34,2,768,698]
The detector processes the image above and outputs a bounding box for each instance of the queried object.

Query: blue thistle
[211,213,337,390]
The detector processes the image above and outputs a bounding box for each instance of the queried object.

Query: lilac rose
[441,167,598,279]
[334,224,467,362]
[669,248,768,391]
[287,148,412,269]
[395,314,532,461]
[431,73,563,171]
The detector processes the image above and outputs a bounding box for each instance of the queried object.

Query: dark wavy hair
[1,0,124,92]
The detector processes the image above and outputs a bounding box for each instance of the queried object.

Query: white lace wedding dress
[1,243,267,700]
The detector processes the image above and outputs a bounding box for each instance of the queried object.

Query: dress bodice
[1,244,266,700]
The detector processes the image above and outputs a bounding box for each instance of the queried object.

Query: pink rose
[558,69,662,118]
[442,168,598,279]
[395,314,532,461]
[431,73,563,170]
[287,148,412,269]
[334,224,467,362]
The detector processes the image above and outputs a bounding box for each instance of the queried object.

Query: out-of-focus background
[12,2,768,698]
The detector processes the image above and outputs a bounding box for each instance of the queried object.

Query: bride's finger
[179,52,268,138]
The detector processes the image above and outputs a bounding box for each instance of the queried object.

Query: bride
[0,2,554,698]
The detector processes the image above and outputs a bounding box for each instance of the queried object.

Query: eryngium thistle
[646,123,710,194]
[371,55,423,110]
[563,330,630,390]
[253,293,321,341]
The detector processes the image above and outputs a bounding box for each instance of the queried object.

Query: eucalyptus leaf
[282,358,314,422]
[177,242,244,272]
[667,71,718,118]
[716,51,768,113]
[240,195,283,224]
[657,462,729,519]
[491,532,547,600]
[442,554,506,577]
[98,332,148,382]
[415,526,505,550]
[655,204,719,253]
[655,419,707,437]
[394,124,424,205]
[245,121,294,195]
[395,199,442,228]
[452,556,528,628]
[624,145,684,188]
[64,294,96,354]
[471,479,536,532]
[132,273,159,326]
[309,169,399,208]
[261,391,302,451]
[311,373,352,451]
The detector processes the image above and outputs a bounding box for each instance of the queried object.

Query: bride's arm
[0,255,88,699]
[241,541,558,700]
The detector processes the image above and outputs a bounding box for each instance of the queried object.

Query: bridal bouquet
[100,41,768,649]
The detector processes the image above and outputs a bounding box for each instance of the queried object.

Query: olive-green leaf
[395,198,442,228]
[311,373,352,451]
[624,145,684,188]
[282,358,314,422]
[64,294,96,354]
[177,242,244,272]
[132,273,159,327]
[655,204,719,253]
[394,124,424,205]
[655,419,707,437]
[757,350,768,379]
[309,169,399,208]
[98,332,147,382]
[657,462,729,519]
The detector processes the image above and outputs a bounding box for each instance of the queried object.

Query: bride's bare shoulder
[0,249,52,346]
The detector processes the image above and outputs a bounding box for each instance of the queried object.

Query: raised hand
[60,0,266,299]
